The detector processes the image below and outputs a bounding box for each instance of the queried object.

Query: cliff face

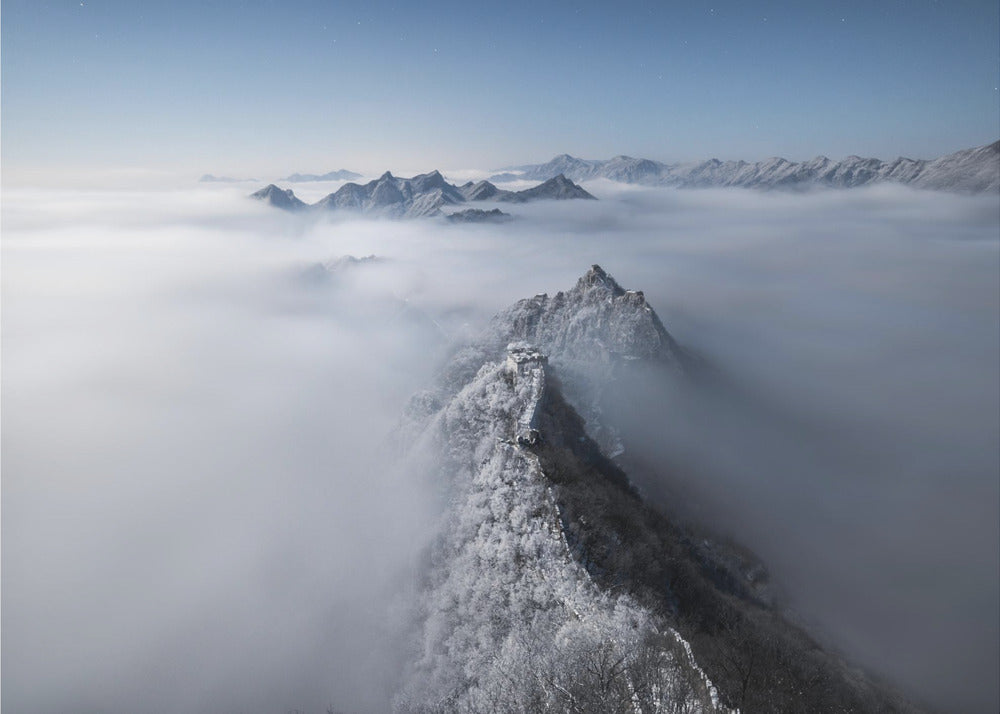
[393,267,924,714]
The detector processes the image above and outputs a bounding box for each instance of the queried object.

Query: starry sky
[2,0,998,180]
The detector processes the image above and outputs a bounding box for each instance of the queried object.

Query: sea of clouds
[3,178,997,713]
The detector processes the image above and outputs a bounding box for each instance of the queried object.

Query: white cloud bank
[2,180,998,713]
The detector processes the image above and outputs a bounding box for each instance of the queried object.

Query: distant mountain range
[251,171,595,218]
[199,174,258,183]
[280,169,362,182]
[491,141,1000,193]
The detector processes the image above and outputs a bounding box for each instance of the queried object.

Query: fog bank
[3,181,997,713]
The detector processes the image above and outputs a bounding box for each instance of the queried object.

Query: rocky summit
[392,266,924,714]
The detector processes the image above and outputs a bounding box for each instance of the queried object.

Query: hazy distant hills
[199,174,258,183]
[202,170,361,183]
[492,141,1000,193]
[251,171,596,217]
[281,169,362,182]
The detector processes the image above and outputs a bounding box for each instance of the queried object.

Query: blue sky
[2,0,998,178]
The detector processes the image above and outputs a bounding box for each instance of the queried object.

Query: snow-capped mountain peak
[249,184,307,210]
[250,171,596,217]
[489,141,999,192]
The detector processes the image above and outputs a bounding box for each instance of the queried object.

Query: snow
[395,346,727,712]
[391,269,731,712]
[493,141,999,192]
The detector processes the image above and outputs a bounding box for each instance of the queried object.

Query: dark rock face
[369,174,407,207]
[316,182,367,210]
[445,208,513,223]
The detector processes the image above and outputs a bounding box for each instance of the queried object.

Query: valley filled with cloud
[3,180,997,713]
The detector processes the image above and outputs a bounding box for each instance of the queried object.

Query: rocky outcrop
[445,208,513,223]
[249,184,308,211]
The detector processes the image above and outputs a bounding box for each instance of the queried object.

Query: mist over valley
[3,176,997,712]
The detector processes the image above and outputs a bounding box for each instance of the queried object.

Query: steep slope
[394,267,925,714]
[492,141,999,192]
[249,184,307,210]
[396,344,724,714]
[497,174,597,202]
[428,265,692,456]
[909,140,1000,192]
[458,179,505,201]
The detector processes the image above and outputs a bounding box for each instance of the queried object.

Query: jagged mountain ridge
[445,208,513,223]
[394,266,925,713]
[251,171,595,217]
[492,140,1000,193]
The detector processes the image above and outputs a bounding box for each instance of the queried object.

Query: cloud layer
[3,181,997,713]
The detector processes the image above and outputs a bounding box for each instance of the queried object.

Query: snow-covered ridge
[420,264,692,457]
[250,171,595,217]
[396,339,726,713]
[492,140,1000,193]
[393,266,927,713]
